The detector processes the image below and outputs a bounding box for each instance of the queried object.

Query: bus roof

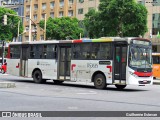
[8,37,150,45]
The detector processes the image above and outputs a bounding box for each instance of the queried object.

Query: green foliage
[39,17,83,40]
[84,9,103,38]
[84,0,148,38]
[0,7,23,42]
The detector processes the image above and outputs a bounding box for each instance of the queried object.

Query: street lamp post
[44,14,47,40]
[6,13,45,41]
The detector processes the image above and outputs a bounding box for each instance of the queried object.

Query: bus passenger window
[91,53,97,59]
[10,53,12,58]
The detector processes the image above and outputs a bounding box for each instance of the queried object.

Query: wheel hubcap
[96,78,103,86]
[35,73,40,80]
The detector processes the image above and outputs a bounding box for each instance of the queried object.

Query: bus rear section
[152,53,160,79]
[6,43,21,76]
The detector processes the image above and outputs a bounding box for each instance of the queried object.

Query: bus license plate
[143,80,147,83]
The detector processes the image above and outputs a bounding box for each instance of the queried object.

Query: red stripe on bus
[71,64,76,70]
[134,71,152,77]
[16,63,19,68]
[106,66,112,72]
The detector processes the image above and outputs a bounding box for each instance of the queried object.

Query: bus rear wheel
[33,70,46,84]
[94,74,106,89]
[115,85,126,90]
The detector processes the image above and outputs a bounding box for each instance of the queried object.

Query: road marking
[68,107,78,110]
[76,91,97,95]
[40,89,45,91]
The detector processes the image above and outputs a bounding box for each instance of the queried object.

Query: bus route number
[87,63,98,68]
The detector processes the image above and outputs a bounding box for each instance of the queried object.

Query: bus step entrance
[59,76,70,80]
[113,80,126,84]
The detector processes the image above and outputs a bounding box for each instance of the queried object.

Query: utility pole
[44,14,47,40]
[29,0,32,42]
[6,13,45,41]
[17,20,20,42]
[1,40,5,65]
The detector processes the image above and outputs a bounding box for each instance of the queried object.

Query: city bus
[152,53,160,79]
[6,37,153,89]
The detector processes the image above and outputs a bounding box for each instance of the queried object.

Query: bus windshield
[129,45,152,68]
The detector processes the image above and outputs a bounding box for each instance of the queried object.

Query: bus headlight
[129,71,138,77]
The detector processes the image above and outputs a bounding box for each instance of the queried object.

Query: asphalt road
[0,73,160,119]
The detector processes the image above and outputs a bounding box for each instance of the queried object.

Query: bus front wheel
[33,70,46,83]
[94,74,106,89]
[115,85,126,90]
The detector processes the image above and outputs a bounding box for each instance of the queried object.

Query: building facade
[23,0,100,41]
[23,0,77,41]
[137,0,160,52]
[76,0,99,20]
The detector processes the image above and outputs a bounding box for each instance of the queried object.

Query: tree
[39,17,83,40]
[84,0,148,38]
[0,7,23,41]
[84,9,102,38]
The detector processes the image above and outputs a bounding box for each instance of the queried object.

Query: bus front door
[114,43,127,84]
[58,46,71,80]
[20,45,29,77]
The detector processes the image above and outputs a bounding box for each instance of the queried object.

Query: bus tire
[33,70,46,84]
[94,74,106,89]
[115,85,126,90]
[53,80,64,84]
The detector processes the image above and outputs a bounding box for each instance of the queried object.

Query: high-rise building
[137,0,160,52]
[23,0,77,41]
[76,0,99,20]
[23,0,100,41]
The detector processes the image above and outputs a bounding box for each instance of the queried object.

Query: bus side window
[10,53,12,58]
[72,44,81,59]
[91,43,100,59]
[10,45,21,59]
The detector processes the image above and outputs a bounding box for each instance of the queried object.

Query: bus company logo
[2,112,11,117]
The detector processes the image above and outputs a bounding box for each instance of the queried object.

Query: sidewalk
[153,79,160,85]
[0,82,16,88]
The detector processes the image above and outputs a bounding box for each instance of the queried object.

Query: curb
[153,82,160,85]
[0,82,16,88]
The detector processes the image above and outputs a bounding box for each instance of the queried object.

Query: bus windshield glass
[129,41,152,69]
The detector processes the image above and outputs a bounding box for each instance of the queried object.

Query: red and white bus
[6,37,153,89]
